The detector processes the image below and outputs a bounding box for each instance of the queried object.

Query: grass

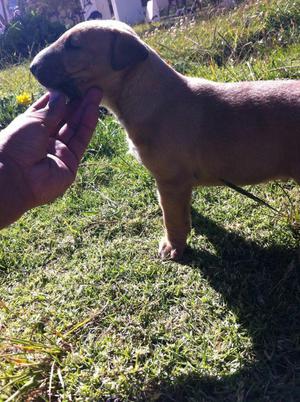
[0,64,40,96]
[0,0,300,400]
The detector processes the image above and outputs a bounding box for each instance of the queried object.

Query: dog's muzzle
[30,47,80,99]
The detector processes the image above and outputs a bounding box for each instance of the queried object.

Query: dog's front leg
[157,182,192,260]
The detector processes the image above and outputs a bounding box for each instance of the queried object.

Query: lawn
[0,0,300,400]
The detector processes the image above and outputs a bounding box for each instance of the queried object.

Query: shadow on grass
[153,209,300,401]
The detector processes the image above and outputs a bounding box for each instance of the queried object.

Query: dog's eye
[65,36,81,50]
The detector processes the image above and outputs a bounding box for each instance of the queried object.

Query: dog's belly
[127,130,295,188]
[192,139,294,186]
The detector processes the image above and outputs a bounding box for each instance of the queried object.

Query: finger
[83,87,103,107]
[27,91,68,134]
[47,137,79,176]
[57,100,85,143]
[68,89,102,162]
[58,88,102,143]
[27,92,50,112]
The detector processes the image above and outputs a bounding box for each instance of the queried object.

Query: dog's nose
[30,47,66,89]
[30,61,38,77]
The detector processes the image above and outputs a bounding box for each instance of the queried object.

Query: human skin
[0,88,102,229]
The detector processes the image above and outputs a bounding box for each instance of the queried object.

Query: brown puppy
[30,20,300,259]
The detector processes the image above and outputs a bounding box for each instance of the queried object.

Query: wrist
[0,152,30,229]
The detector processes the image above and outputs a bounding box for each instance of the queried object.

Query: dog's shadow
[154,208,300,401]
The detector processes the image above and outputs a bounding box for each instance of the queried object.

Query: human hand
[0,88,102,228]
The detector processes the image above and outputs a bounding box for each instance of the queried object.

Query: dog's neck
[102,50,187,140]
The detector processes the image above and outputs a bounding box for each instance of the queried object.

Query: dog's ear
[111,31,149,71]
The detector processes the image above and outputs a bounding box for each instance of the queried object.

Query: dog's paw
[158,238,185,260]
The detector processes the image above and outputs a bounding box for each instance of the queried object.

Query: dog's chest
[127,136,143,164]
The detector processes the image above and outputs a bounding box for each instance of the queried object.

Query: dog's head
[30,20,149,99]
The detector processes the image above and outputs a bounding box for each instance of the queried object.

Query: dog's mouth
[44,80,82,100]
[34,74,81,100]
[58,79,82,100]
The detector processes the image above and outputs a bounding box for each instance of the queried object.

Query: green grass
[1,0,300,400]
[0,63,40,95]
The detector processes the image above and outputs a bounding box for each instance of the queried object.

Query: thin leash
[220,178,280,214]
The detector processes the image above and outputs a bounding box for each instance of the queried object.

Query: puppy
[30,20,300,260]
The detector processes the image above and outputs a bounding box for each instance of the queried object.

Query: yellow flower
[16,92,32,106]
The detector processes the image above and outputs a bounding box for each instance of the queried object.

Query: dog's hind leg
[157,181,192,260]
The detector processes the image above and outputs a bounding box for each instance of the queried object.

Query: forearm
[0,157,28,229]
